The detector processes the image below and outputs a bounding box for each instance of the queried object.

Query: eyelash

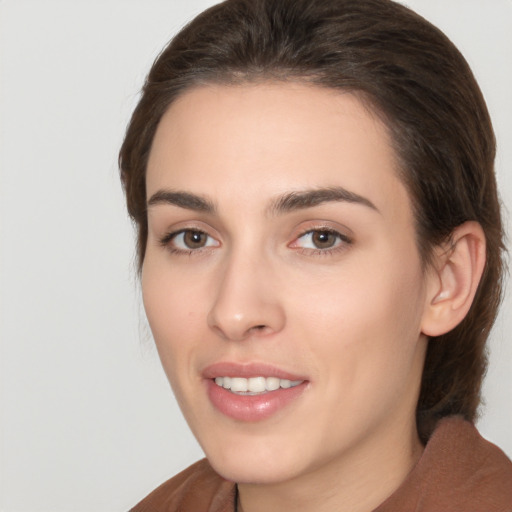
[159,229,218,256]
[291,227,353,256]
[159,226,353,256]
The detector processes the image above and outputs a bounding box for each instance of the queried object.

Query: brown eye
[164,229,220,252]
[291,228,351,253]
[311,230,337,249]
[183,230,208,249]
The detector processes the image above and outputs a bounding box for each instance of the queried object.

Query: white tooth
[231,377,248,392]
[248,377,266,393]
[290,380,303,387]
[215,377,223,387]
[223,376,232,390]
[266,377,280,391]
[280,379,291,389]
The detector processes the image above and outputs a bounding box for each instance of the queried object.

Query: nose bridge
[207,241,285,341]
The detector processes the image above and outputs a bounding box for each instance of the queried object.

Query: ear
[421,221,486,337]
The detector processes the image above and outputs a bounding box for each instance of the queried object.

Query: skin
[142,83,438,512]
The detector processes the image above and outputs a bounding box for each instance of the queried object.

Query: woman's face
[143,83,432,485]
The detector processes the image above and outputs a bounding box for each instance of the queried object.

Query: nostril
[249,325,269,335]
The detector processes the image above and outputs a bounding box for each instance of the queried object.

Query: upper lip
[202,361,307,381]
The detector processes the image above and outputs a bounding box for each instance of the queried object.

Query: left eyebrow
[267,186,380,215]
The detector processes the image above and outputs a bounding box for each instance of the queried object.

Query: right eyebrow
[147,189,216,213]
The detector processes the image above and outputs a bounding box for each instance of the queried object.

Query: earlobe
[421,221,486,337]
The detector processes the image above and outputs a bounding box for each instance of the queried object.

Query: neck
[237,418,423,512]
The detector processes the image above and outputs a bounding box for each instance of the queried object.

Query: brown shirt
[130,417,512,512]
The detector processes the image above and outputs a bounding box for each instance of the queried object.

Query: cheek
[142,252,207,327]
[288,247,426,379]
[141,259,206,381]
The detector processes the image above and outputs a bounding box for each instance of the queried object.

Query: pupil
[313,231,335,248]
[184,231,206,248]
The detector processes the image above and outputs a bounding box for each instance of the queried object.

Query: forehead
[146,82,411,220]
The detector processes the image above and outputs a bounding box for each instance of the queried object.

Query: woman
[120,0,512,510]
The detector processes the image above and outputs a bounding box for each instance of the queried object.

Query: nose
[207,251,286,341]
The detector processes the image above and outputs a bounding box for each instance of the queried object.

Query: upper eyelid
[297,226,343,236]
[293,228,351,244]
[160,227,215,244]
[301,229,351,241]
[293,222,353,240]
[156,220,219,240]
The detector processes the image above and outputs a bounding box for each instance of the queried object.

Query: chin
[202,437,307,484]
[209,455,302,485]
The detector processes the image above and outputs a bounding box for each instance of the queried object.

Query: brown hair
[119,0,505,441]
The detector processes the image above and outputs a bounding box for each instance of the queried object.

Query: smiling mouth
[213,376,304,395]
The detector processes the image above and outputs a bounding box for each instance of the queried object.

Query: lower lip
[206,379,307,422]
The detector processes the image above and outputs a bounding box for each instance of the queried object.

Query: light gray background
[0,1,510,511]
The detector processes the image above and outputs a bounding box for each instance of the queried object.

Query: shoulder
[375,416,512,512]
[129,459,236,512]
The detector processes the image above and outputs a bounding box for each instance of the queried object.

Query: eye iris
[312,230,336,249]
[184,231,207,248]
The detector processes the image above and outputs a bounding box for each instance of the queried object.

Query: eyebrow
[147,190,216,213]
[146,186,379,216]
[268,186,379,215]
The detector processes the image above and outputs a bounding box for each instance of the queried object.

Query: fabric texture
[129,416,512,512]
